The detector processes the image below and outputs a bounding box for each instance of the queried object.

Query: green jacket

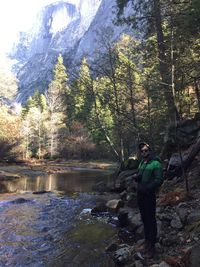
[137,158,163,193]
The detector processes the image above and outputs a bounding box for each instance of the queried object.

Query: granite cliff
[10,0,131,103]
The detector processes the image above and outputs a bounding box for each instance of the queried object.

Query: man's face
[140,145,150,158]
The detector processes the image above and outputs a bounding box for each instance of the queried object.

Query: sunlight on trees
[0,1,199,163]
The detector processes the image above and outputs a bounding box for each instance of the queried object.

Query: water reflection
[0,170,113,193]
[0,169,116,267]
[0,191,116,267]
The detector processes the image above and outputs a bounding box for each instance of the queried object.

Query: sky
[0,0,57,54]
[0,0,81,56]
[0,0,80,70]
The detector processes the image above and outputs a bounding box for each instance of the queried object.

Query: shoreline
[0,160,118,180]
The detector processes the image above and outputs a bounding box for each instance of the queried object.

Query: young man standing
[136,142,163,258]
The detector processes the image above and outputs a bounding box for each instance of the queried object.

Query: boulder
[188,244,200,267]
[113,244,131,265]
[158,262,172,267]
[170,214,183,229]
[118,228,135,244]
[118,210,129,227]
[106,199,124,212]
[91,203,108,215]
[92,181,109,192]
[9,198,32,204]
[128,212,142,230]
[187,211,200,224]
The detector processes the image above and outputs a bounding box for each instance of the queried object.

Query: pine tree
[116,0,179,122]
[45,54,69,158]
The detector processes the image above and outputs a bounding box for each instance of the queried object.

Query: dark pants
[137,192,157,246]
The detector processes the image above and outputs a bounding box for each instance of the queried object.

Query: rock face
[10,0,132,103]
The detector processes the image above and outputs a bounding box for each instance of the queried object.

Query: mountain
[10,0,132,103]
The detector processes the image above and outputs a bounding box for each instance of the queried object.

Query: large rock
[158,262,172,267]
[162,116,200,157]
[113,244,131,265]
[128,211,142,230]
[188,244,200,267]
[187,211,200,225]
[170,214,183,229]
[106,199,124,212]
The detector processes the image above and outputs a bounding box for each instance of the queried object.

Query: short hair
[138,142,151,151]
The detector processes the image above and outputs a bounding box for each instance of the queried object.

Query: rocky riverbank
[1,159,200,266]
[92,158,200,267]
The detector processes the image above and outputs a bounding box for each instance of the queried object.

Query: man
[135,142,163,258]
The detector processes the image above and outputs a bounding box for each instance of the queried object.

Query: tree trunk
[147,87,154,149]
[50,134,54,159]
[91,83,120,160]
[26,134,29,160]
[153,0,179,122]
[194,78,200,112]
[38,121,41,160]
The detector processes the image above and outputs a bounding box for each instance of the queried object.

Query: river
[0,169,117,267]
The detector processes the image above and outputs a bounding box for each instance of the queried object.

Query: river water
[0,169,117,267]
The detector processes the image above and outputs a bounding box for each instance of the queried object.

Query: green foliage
[74,58,93,122]
[44,54,70,158]
[16,1,200,161]
[22,90,46,118]
[53,54,69,92]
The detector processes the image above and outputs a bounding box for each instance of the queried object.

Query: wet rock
[188,244,200,267]
[118,228,135,244]
[133,251,145,260]
[161,234,179,247]
[160,213,173,222]
[158,262,171,267]
[113,244,131,265]
[157,220,163,239]
[33,190,49,194]
[40,226,50,232]
[126,192,137,208]
[120,190,127,201]
[176,206,188,223]
[105,243,118,252]
[128,212,142,230]
[92,181,109,192]
[108,216,119,226]
[91,203,108,215]
[135,239,145,247]
[170,214,183,229]
[9,198,32,204]
[115,170,136,191]
[106,199,124,213]
[187,211,200,224]
[135,260,144,267]
[118,210,129,227]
